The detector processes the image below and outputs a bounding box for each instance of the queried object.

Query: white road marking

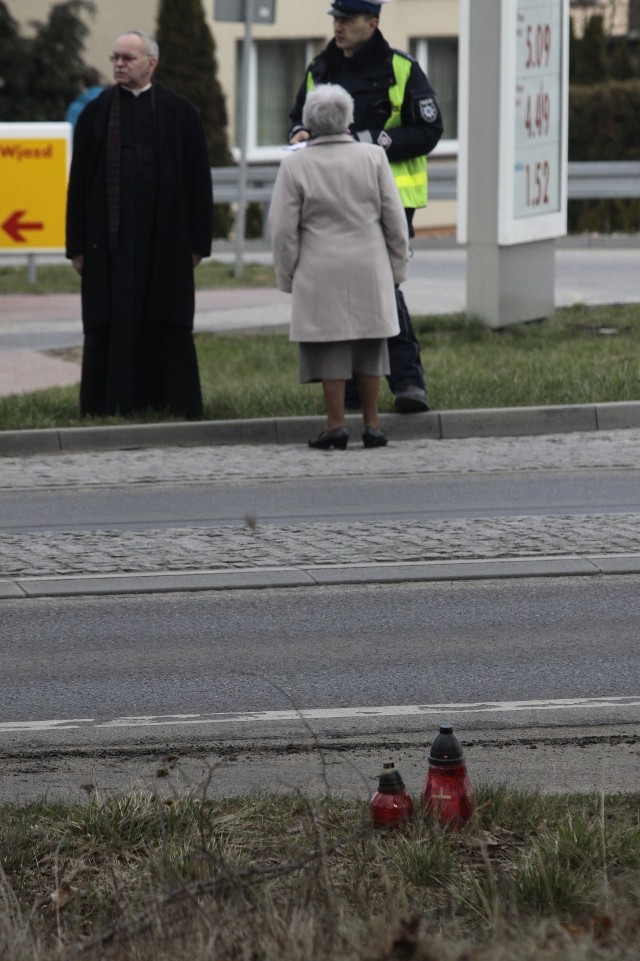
[1,697,639,734]
[0,718,94,732]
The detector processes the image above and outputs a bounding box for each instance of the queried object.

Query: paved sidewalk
[2,427,640,598]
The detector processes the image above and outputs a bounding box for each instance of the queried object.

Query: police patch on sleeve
[376,130,393,150]
[419,98,438,123]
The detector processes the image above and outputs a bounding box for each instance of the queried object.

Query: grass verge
[1,303,639,431]
[1,785,639,959]
[0,261,276,295]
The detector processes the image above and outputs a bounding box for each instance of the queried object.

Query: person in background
[65,30,213,419]
[269,83,409,450]
[288,0,443,414]
[65,66,103,129]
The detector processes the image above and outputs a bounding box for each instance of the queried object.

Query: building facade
[10,0,460,229]
[10,1,632,230]
[569,0,630,36]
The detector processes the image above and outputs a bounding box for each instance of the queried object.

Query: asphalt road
[2,577,639,801]
[2,468,640,532]
[4,577,640,727]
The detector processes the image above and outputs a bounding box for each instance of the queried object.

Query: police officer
[288,0,443,413]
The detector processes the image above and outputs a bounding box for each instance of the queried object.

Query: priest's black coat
[65,82,213,333]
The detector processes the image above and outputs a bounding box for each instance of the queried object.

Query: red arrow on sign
[2,210,45,243]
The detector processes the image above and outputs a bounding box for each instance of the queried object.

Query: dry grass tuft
[1,786,640,959]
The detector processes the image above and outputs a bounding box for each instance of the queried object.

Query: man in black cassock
[66,30,214,419]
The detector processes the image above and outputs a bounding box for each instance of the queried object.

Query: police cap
[327,0,387,17]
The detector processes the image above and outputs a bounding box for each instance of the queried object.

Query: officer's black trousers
[345,207,425,407]
[345,285,425,406]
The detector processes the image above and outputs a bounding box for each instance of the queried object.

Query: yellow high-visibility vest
[386,53,428,208]
[305,51,428,208]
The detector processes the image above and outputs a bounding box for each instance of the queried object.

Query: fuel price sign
[498,0,569,244]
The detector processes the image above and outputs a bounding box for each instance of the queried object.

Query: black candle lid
[428,724,465,766]
[377,761,406,792]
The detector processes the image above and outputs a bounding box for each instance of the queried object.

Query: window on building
[411,37,458,142]
[235,39,321,153]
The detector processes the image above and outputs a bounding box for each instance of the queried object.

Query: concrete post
[461,0,567,328]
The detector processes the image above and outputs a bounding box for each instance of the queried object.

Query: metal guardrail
[566,161,640,199]
[211,165,278,204]
[2,162,638,279]
[211,159,640,203]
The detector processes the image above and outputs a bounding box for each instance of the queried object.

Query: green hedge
[569,78,640,232]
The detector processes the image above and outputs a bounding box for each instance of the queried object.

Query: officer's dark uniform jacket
[288,28,443,210]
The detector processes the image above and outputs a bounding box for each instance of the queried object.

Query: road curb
[2,401,640,456]
[3,553,640,599]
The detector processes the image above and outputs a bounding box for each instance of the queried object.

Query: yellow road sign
[0,123,71,252]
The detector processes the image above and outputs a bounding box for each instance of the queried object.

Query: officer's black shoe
[394,384,429,414]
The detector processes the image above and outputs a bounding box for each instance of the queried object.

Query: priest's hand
[72,255,84,275]
[192,253,202,268]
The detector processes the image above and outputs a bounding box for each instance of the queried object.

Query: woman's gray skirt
[298,338,390,383]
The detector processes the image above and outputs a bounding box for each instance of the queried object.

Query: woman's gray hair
[302,84,354,136]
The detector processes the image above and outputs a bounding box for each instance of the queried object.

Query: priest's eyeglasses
[109,53,140,63]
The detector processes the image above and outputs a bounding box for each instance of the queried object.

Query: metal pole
[27,253,37,284]
[234,0,254,279]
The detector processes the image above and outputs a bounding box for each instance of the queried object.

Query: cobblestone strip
[1,430,640,490]
[2,514,640,579]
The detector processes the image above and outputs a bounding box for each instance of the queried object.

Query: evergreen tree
[0,2,29,119]
[29,0,96,121]
[0,0,95,121]
[569,14,578,84]
[155,0,233,237]
[609,37,635,80]
[573,14,609,84]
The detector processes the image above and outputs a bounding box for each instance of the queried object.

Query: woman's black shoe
[308,427,349,450]
[362,426,388,448]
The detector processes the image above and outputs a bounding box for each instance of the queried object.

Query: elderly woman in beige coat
[268,83,409,450]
